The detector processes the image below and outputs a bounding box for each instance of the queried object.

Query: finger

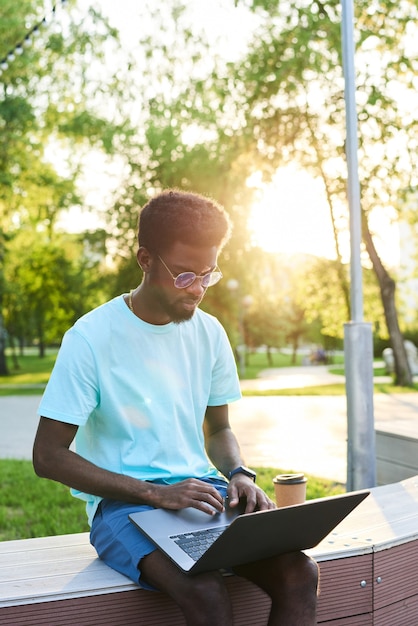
[255,495,274,511]
[243,491,258,513]
[203,488,225,512]
[187,485,225,515]
[226,482,240,507]
[182,479,224,508]
[191,496,224,516]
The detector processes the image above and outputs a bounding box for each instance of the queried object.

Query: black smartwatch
[228,465,256,482]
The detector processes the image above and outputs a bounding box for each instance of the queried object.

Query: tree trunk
[0,314,8,376]
[37,322,45,359]
[8,335,20,370]
[306,112,351,318]
[291,338,298,365]
[362,211,412,386]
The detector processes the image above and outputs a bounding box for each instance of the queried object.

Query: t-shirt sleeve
[207,323,242,406]
[38,328,99,426]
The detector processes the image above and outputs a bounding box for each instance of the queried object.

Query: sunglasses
[157,255,223,289]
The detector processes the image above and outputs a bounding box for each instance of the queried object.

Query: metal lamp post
[340,0,376,490]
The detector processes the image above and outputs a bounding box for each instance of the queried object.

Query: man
[33,189,318,625]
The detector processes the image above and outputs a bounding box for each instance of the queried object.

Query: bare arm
[33,416,225,514]
[204,405,275,512]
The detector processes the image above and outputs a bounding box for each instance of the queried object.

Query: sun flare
[247,166,339,259]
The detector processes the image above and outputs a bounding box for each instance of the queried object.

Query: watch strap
[228,465,256,482]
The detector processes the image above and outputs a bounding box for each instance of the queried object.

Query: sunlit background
[2,0,418,373]
[56,0,403,270]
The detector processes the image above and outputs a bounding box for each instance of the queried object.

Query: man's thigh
[90,499,157,589]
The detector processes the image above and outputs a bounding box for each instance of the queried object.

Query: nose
[185,276,206,296]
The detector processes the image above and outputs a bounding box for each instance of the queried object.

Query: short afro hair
[138,189,232,254]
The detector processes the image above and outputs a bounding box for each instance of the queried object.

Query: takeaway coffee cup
[273,473,307,508]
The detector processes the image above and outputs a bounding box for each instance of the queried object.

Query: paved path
[0,396,41,461]
[1,367,418,485]
[229,393,418,484]
[240,365,346,390]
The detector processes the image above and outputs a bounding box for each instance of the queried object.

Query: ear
[137,247,153,272]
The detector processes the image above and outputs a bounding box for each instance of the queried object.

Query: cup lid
[273,473,306,484]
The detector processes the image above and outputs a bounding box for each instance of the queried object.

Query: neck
[126,286,172,325]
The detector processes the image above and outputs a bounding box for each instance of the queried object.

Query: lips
[182,299,199,310]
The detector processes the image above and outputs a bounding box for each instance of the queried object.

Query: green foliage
[102,0,402,351]
[0,459,343,541]
[0,1,134,369]
[1,0,417,368]
[4,230,108,354]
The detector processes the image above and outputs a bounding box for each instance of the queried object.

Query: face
[140,241,219,324]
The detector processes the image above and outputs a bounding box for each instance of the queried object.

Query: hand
[150,478,225,515]
[227,475,276,514]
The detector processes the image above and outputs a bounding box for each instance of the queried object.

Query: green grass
[1,350,417,396]
[0,349,316,395]
[240,351,302,379]
[0,350,57,395]
[240,350,344,379]
[0,460,89,541]
[1,351,57,386]
[329,365,387,377]
[0,386,45,396]
[0,460,344,541]
[256,467,344,501]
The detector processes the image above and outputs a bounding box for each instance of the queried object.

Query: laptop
[129,490,369,575]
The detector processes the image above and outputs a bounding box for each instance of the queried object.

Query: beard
[153,289,200,324]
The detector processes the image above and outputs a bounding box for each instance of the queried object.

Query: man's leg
[234,551,319,626]
[92,499,234,625]
[141,550,233,626]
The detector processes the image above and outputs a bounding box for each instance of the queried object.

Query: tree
[297,256,385,345]
[234,0,418,385]
[0,1,132,371]
[4,228,107,357]
[101,1,417,386]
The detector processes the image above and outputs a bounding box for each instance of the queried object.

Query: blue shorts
[90,477,228,590]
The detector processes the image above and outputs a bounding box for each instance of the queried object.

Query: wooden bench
[2,476,418,625]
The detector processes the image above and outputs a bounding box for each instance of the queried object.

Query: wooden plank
[0,564,135,607]
[0,566,376,626]
[315,476,418,551]
[320,616,372,626]
[373,595,418,626]
[0,580,271,626]
[0,533,90,555]
[317,555,372,623]
[373,540,418,611]
[0,590,186,626]
[0,565,376,626]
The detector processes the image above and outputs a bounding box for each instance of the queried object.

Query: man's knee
[278,552,319,592]
[178,571,230,609]
[235,551,319,597]
[176,572,233,624]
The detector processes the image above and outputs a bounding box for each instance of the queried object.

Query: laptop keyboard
[170,526,228,561]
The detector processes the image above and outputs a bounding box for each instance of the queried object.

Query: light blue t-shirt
[38,295,241,524]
